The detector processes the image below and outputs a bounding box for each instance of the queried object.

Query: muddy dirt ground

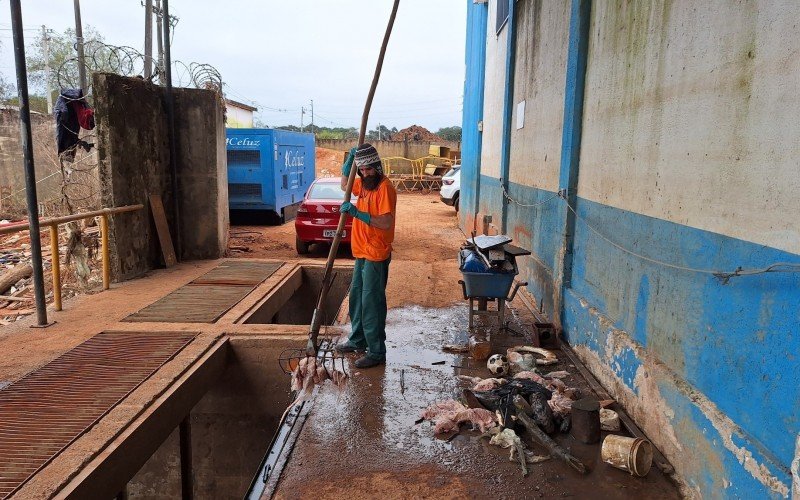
[228,191,466,309]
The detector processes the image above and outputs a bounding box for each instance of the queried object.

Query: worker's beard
[361,173,383,191]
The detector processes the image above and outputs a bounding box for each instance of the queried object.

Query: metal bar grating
[124,261,282,323]
[0,330,197,498]
[192,260,282,286]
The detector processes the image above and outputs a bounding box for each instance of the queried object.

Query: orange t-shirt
[351,176,397,261]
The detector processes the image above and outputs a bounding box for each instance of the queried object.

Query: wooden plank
[148,194,177,267]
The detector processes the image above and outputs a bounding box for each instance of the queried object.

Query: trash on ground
[507,345,558,366]
[486,353,510,375]
[600,408,621,431]
[441,343,470,353]
[483,427,529,476]
[420,399,497,434]
[601,434,653,477]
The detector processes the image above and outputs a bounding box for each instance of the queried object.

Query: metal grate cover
[125,261,282,323]
[229,183,262,200]
[0,330,197,498]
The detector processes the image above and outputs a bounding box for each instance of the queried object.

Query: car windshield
[309,182,353,200]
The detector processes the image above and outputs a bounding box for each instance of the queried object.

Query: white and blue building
[460,1,800,497]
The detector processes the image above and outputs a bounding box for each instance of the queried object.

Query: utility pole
[144,0,153,79]
[73,0,87,94]
[155,0,163,78]
[300,106,305,131]
[41,25,52,114]
[163,0,181,259]
[378,122,381,140]
[309,99,314,135]
[10,0,48,326]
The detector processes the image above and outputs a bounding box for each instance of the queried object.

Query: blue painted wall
[563,195,799,496]
[459,0,488,230]
[461,0,800,496]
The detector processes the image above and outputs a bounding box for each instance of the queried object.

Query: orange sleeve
[351,177,362,197]
[376,181,397,216]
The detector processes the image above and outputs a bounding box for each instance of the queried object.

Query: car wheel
[296,235,310,255]
[454,194,460,212]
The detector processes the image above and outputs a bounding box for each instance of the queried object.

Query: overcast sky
[0,0,466,131]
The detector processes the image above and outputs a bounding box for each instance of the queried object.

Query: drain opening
[244,266,352,326]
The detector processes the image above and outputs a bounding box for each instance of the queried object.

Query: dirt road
[228,192,466,308]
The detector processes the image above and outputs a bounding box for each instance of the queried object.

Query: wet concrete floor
[274,305,680,499]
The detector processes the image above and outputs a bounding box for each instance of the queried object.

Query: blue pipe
[499,0,517,233]
[558,0,591,293]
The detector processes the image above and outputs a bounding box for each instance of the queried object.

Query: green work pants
[347,256,390,361]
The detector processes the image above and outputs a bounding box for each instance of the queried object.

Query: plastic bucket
[601,435,653,477]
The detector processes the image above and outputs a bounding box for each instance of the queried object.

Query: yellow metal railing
[381,155,456,177]
[0,204,143,311]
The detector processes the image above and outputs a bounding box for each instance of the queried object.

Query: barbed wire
[54,40,223,97]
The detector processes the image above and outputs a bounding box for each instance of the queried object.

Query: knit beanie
[354,143,383,175]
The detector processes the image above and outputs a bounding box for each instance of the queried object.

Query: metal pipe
[557,0,592,295]
[73,0,87,94]
[49,225,61,311]
[0,204,143,235]
[144,0,153,80]
[100,214,110,290]
[162,0,182,260]
[307,0,400,354]
[499,0,517,234]
[9,0,48,326]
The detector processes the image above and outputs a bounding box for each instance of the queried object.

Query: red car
[295,177,355,254]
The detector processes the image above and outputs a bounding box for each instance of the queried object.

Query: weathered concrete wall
[127,336,299,498]
[95,73,170,281]
[316,138,461,160]
[462,1,800,497]
[174,88,229,260]
[478,0,507,184]
[95,73,228,280]
[0,108,63,211]
[502,0,570,318]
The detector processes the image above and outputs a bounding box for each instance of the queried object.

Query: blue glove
[341,201,371,225]
[342,147,357,177]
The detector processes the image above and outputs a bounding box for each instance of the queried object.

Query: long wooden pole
[307,0,400,355]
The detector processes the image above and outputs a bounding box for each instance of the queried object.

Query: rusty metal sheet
[124,261,282,323]
[0,331,197,499]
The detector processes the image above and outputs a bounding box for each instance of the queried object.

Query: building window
[496,0,509,34]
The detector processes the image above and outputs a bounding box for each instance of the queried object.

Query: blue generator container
[226,128,315,222]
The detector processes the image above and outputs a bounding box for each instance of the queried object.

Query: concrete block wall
[95,73,228,281]
[461,1,800,497]
[0,108,63,211]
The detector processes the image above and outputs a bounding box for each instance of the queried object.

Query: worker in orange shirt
[335,144,397,368]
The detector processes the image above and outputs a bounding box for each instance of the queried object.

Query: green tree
[25,26,110,98]
[3,95,49,114]
[367,124,394,141]
[435,126,461,142]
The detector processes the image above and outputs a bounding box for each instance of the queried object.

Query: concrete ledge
[54,338,229,499]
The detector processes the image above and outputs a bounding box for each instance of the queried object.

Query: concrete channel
[0,257,681,498]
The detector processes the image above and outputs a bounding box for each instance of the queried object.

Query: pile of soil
[315,147,346,178]
[390,125,444,142]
